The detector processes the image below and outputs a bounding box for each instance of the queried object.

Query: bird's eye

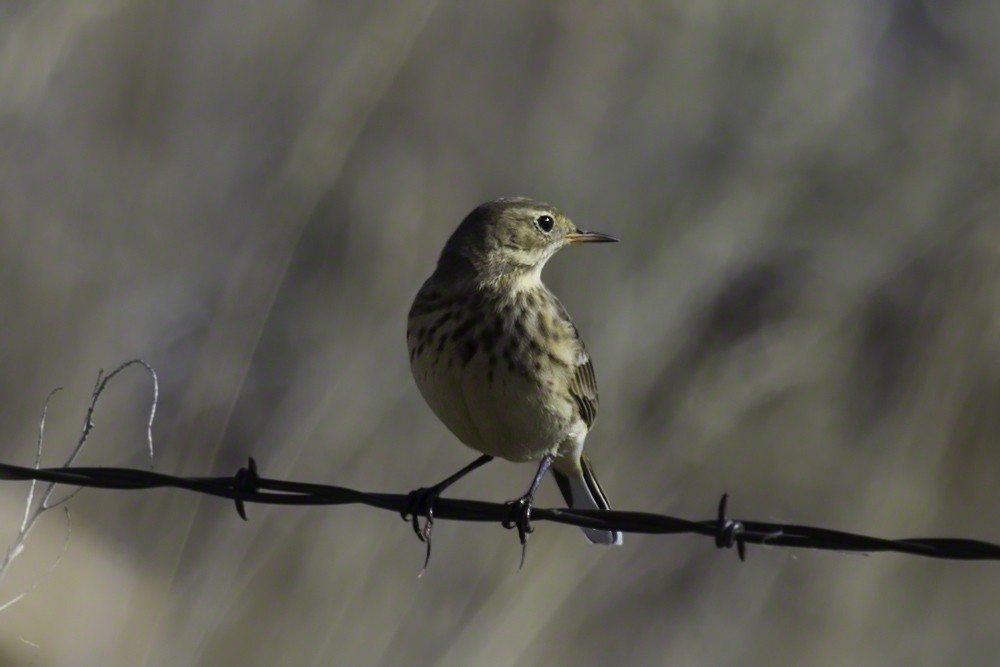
[535,215,555,233]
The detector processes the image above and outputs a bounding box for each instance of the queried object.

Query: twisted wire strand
[1,460,997,561]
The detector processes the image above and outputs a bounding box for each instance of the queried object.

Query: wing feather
[569,353,599,428]
[548,293,600,428]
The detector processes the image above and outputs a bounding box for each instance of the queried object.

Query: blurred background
[1,1,999,665]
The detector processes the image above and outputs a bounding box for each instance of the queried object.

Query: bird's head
[437,197,617,286]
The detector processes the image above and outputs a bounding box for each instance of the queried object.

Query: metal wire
[1,458,998,561]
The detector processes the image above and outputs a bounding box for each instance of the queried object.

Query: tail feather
[553,456,623,546]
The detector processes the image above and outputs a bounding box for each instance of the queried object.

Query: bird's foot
[502,493,537,570]
[400,485,444,574]
[401,486,438,542]
[399,455,494,575]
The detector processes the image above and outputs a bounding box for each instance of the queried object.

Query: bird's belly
[462,363,565,461]
[411,354,565,462]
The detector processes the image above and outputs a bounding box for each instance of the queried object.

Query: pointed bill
[565,229,619,244]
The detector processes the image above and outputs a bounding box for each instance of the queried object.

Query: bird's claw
[503,494,536,569]
[401,487,437,542]
[401,487,441,574]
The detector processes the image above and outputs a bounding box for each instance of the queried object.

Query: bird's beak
[565,229,619,244]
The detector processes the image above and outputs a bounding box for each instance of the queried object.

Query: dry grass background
[1,1,999,665]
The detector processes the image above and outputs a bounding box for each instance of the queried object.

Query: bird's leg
[503,453,555,569]
[402,454,493,570]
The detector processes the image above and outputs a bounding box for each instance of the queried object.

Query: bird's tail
[553,454,623,546]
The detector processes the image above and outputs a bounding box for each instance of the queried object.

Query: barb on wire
[0,458,998,564]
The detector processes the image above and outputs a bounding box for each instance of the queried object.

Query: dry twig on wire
[0,360,158,613]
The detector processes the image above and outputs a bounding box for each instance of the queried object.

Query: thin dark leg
[401,454,494,572]
[502,454,554,569]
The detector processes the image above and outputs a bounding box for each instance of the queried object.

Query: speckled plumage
[408,275,594,463]
[407,197,621,545]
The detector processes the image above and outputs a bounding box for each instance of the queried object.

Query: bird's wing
[569,352,599,428]
[551,296,600,428]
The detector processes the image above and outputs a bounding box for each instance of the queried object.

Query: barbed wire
[3,358,999,588]
[1,457,998,562]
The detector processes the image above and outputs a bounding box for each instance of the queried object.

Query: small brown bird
[404,197,621,561]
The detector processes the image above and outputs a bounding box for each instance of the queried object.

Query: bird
[403,197,622,566]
